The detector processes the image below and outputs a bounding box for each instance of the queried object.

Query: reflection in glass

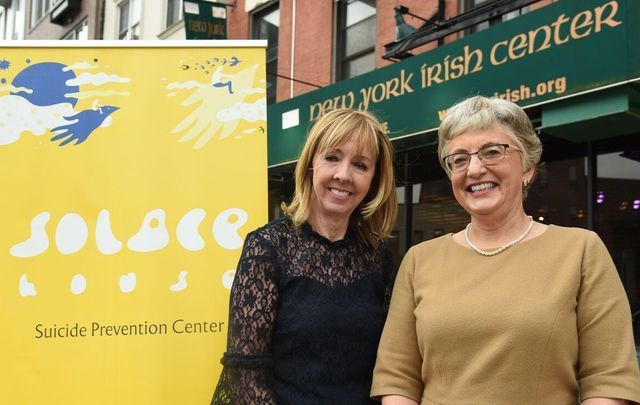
[338,0,376,80]
[346,53,375,79]
[166,0,183,27]
[253,5,279,104]
[595,147,640,343]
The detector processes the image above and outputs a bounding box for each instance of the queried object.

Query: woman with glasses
[212,108,398,404]
[371,96,640,404]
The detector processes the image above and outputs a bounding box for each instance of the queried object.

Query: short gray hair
[438,96,542,176]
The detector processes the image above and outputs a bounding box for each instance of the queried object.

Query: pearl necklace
[465,216,534,256]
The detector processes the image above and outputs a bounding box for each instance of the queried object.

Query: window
[592,136,640,344]
[0,1,21,40]
[336,0,376,81]
[463,0,531,34]
[31,0,51,26]
[118,0,141,40]
[10,0,24,40]
[0,8,5,40]
[252,3,279,104]
[64,19,88,40]
[166,0,182,28]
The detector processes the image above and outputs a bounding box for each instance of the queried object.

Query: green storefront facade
[267,0,640,341]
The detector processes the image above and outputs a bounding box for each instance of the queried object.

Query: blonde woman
[212,108,397,404]
[372,96,640,404]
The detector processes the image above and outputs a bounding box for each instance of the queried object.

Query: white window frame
[118,0,141,40]
[31,0,52,27]
[336,0,377,81]
[166,0,183,28]
[0,7,5,40]
[63,18,88,40]
[251,1,279,104]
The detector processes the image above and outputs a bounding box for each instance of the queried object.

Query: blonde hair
[281,108,397,247]
[438,96,542,196]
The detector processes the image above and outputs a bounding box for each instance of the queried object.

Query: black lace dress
[211,217,395,405]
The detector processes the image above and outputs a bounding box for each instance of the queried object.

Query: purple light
[596,199,604,204]
[634,199,640,204]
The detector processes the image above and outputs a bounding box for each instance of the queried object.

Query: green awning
[541,85,640,142]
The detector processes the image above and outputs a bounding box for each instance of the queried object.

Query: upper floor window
[119,0,141,39]
[252,2,279,104]
[463,0,531,34]
[1,0,23,40]
[31,0,51,26]
[64,19,88,40]
[166,0,182,28]
[0,7,5,40]
[336,0,376,81]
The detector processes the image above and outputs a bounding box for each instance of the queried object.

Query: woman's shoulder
[540,224,600,243]
[251,217,293,234]
[410,233,455,252]
[516,224,609,260]
[369,234,390,250]
[396,234,455,263]
[370,237,394,262]
[245,217,295,248]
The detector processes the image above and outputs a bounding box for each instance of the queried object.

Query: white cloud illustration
[166,80,207,90]
[217,98,266,123]
[63,62,98,71]
[66,72,130,86]
[0,95,73,145]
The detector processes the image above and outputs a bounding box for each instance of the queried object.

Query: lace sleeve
[380,240,396,308]
[211,231,279,405]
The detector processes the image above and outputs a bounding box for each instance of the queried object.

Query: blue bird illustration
[50,106,119,146]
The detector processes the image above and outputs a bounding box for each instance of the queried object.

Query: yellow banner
[0,43,267,404]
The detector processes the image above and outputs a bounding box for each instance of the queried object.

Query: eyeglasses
[443,143,520,172]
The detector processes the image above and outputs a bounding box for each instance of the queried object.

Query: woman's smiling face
[308,138,376,223]
[446,125,532,221]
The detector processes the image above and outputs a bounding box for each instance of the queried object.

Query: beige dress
[372,225,640,404]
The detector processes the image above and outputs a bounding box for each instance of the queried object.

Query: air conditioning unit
[50,0,81,25]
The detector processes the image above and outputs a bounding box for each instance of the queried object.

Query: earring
[523,179,530,188]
